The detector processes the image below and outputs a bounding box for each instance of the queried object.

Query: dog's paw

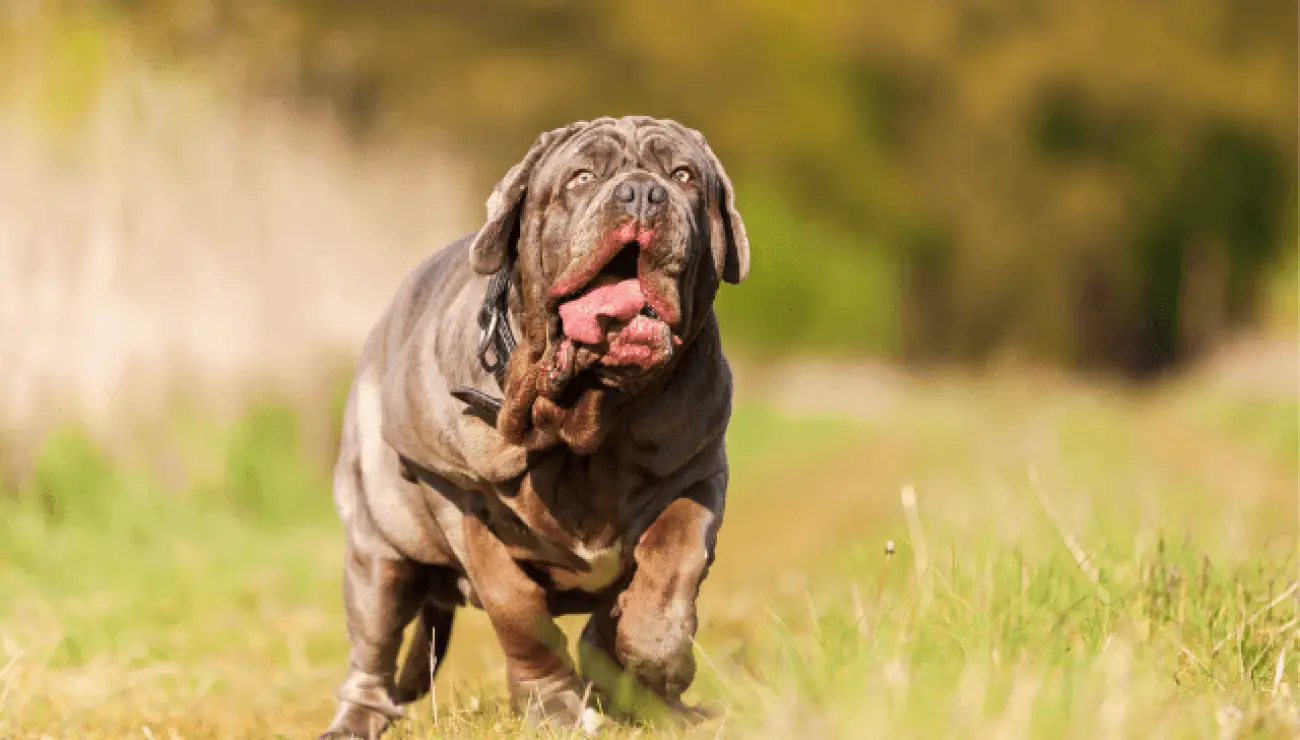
[514,675,606,736]
[319,701,396,740]
[576,705,607,737]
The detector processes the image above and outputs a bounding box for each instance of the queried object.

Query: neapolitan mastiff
[320,116,749,738]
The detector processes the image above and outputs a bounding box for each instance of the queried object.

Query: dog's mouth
[544,240,680,394]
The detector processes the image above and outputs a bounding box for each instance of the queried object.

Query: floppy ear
[469,123,586,275]
[694,132,750,285]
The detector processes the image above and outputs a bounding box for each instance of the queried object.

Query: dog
[320,115,749,738]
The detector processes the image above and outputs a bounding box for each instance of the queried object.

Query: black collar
[450,252,517,421]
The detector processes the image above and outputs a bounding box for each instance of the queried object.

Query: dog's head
[469,116,748,452]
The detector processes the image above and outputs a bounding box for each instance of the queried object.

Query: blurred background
[0,2,1296,738]
[1,0,1295,445]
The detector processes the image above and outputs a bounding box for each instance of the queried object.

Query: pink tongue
[558,278,646,344]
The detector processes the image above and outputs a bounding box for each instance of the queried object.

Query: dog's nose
[614,175,667,219]
[614,182,636,204]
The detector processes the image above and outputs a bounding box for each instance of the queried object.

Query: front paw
[319,701,397,739]
[322,672,404,740]
[513,675,606,736]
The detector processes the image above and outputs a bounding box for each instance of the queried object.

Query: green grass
[0,368,1296,739]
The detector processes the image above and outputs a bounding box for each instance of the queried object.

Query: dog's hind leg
[393,582,458,704]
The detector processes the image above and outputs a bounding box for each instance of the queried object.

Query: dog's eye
[671,167,694,184]
[565,170,595,190]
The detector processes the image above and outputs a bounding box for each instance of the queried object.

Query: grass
[0,364,1296,739]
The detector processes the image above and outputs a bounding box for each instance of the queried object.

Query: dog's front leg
[609,480,722,718]
[321,542,428,740]
[462,514,597,733]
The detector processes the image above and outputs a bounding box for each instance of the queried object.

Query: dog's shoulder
[385,233,478,341]
[362,232,511,478]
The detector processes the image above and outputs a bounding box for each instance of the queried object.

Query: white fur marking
[550,542,624,592]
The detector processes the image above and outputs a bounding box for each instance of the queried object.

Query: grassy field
[0,354,1296,739]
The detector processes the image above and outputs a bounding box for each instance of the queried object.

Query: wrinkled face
[513,118,740,395]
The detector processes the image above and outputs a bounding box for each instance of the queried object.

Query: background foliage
[69,0,1297,375]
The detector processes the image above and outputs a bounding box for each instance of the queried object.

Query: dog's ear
[692,130,750,285]
[469,122,587,275]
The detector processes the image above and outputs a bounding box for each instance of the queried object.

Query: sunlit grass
[0,367,1296,739]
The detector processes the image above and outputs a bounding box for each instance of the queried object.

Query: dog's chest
[547,540,626,592]
[503,446,652,592]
